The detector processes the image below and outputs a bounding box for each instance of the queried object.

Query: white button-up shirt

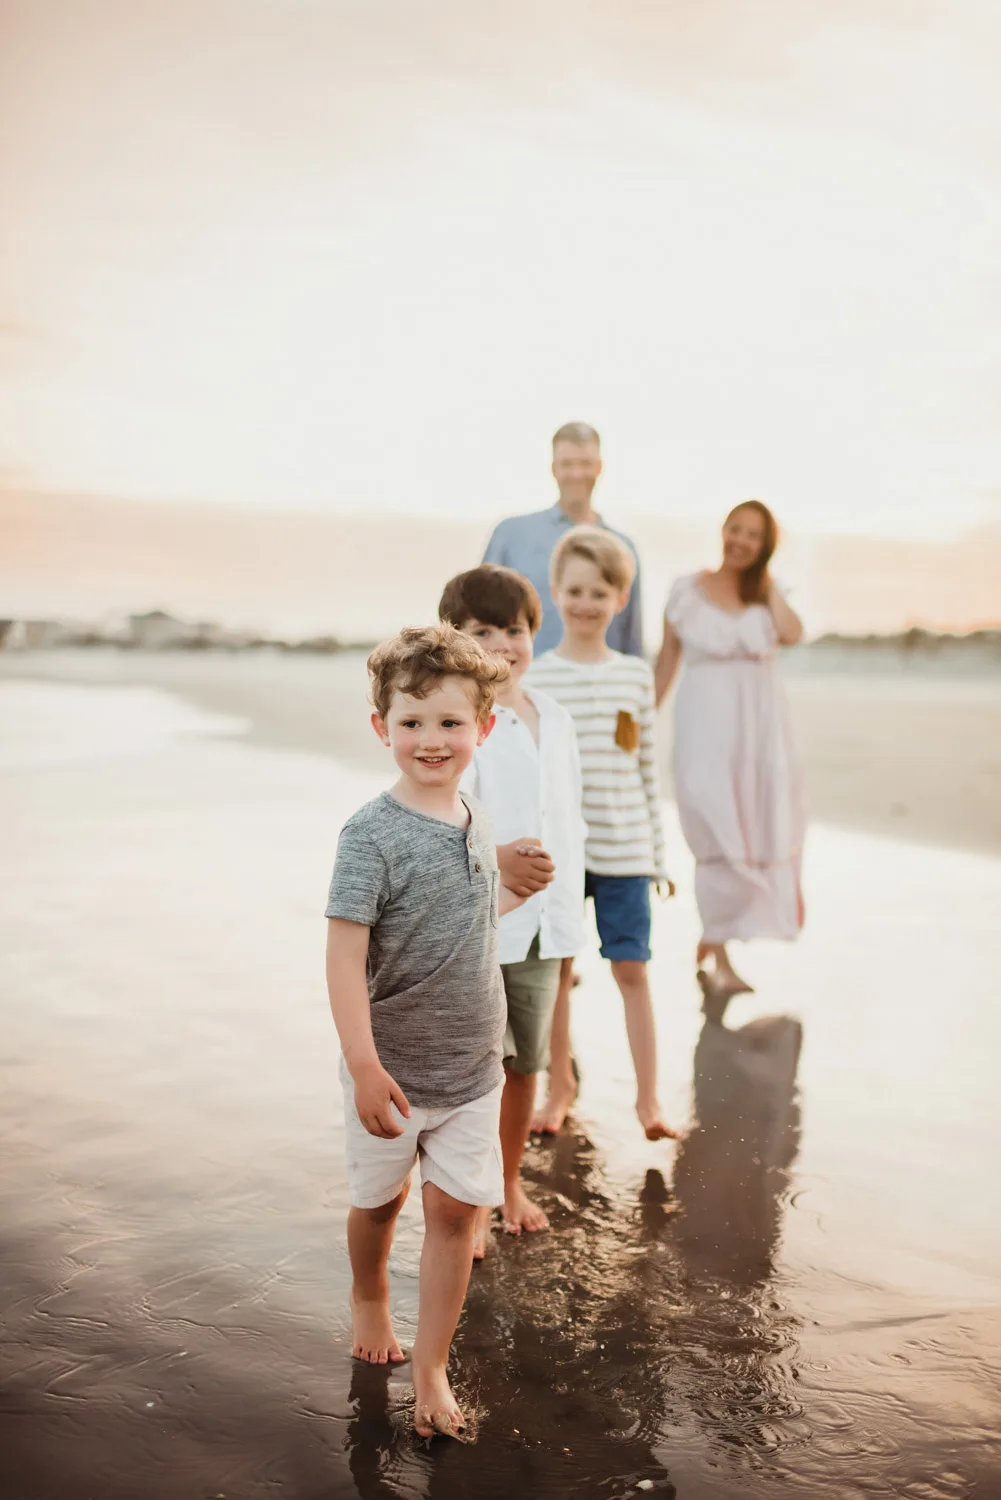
[460,688,587,964]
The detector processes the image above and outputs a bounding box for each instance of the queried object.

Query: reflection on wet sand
[341,1014,804,1500]
[0,1009,803,1500]
[674,1013,802,1280]
[4,682,1001,1498]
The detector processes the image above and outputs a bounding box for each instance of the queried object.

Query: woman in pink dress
[654,501,805,998]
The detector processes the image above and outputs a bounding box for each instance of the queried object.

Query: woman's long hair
[724,499,779,606]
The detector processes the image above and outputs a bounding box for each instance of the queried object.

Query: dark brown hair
[724,500,779,605]
[367,623,507,724]
[438,564,543,635]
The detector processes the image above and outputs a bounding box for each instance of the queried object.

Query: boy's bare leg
[347,1181,410,1364]
[412,1183,478,1438]
[609,959,679,1142]
[499,1065,548,1232]
[530,958,577,1134]
[472,1204,491,1261]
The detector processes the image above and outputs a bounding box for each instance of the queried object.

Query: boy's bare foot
[501,1182,549,1234]
[351,1290,406,1365]
[530,1084,576,1136]
[530,1056,580,1135]
[636,1101,680,1143]
[472,1206,490,1261]
[413,1363,465,1439]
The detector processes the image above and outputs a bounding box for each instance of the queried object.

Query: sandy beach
[2,647,1000,856]
[2,659,1000,1498]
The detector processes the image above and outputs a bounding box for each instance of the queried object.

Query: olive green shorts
[501,934,563,1076]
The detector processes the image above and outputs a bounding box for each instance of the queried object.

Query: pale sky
[2,0,999,541]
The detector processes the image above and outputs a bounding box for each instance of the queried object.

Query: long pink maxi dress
[666,573,805,944]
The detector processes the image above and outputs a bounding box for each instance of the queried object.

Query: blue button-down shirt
[482,505,644,657]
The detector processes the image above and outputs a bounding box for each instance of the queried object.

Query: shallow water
[2,680,1000,1499]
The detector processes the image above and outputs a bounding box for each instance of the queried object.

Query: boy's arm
[567,716,589,846]
[460,754,553,893]
[497,839,555,896]
[498,883,529,918]
[326,917,410,1138]
[637,672,669,881]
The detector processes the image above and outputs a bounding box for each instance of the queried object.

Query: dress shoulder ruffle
[664,573,777,661]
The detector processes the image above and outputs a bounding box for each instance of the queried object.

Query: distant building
[126,610,191,650]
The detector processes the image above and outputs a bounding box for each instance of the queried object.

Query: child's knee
[611,958,647,988]
[422,1182,478,1233]
[356,1183,409,1225]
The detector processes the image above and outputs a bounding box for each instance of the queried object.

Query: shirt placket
[466,826,485,882]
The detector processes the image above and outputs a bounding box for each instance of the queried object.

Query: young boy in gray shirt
[325,623,532,1440]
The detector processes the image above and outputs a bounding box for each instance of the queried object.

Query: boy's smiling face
[459,612,534,688]
[552,555,629,644]
[372,676,494,787]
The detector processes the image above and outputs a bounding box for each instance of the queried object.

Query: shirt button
[475,862,482,873]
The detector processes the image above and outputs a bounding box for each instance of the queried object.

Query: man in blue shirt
[482,422,644,657]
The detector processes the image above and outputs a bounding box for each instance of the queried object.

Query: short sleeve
[664,574,693,631]
[325,822,390,925]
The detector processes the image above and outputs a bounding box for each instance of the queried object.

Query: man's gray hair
[552,421,600,449]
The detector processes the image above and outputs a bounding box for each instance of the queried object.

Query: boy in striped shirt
[527,526,677,1142]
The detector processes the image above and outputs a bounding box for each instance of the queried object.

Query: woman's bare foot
[636,1100,680,1143]
[350,1290,406,1365]
[697,941,754,997]
[413,1363,465,1439]
[697,969,733,1025]
[699,966,754,999]
[471,1206,491,1261]
[502,1182,549,1234]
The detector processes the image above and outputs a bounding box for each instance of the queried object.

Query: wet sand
[2,674,1000,1498]
[3,648,1001,855]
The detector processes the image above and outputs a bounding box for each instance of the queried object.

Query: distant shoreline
[2,646,999,856]
[2,609,999,672]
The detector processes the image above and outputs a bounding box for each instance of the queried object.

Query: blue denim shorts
[584,872,652,963]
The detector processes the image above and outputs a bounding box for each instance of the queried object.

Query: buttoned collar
[548,502,605,529]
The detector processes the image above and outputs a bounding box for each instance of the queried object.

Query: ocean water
[1,679,1000,1499]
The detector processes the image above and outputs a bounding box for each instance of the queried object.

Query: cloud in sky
[1,0,999,538]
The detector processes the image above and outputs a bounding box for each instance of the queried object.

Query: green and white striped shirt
[526,650,667,880]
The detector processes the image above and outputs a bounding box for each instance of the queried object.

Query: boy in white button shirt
[440,565,586,1254]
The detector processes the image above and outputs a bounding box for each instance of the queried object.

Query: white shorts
[339,1060,504,1210]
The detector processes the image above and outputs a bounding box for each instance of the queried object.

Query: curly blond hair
[367,623,508,724]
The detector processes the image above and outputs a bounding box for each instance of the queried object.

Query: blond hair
[552,421,600,448]
[551,524,635,594]
[367,623,507,724]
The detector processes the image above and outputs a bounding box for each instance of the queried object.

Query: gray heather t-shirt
[325,791,505,1110]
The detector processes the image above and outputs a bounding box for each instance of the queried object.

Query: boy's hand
[352,1062,411,1139]
[498,838,555,897]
